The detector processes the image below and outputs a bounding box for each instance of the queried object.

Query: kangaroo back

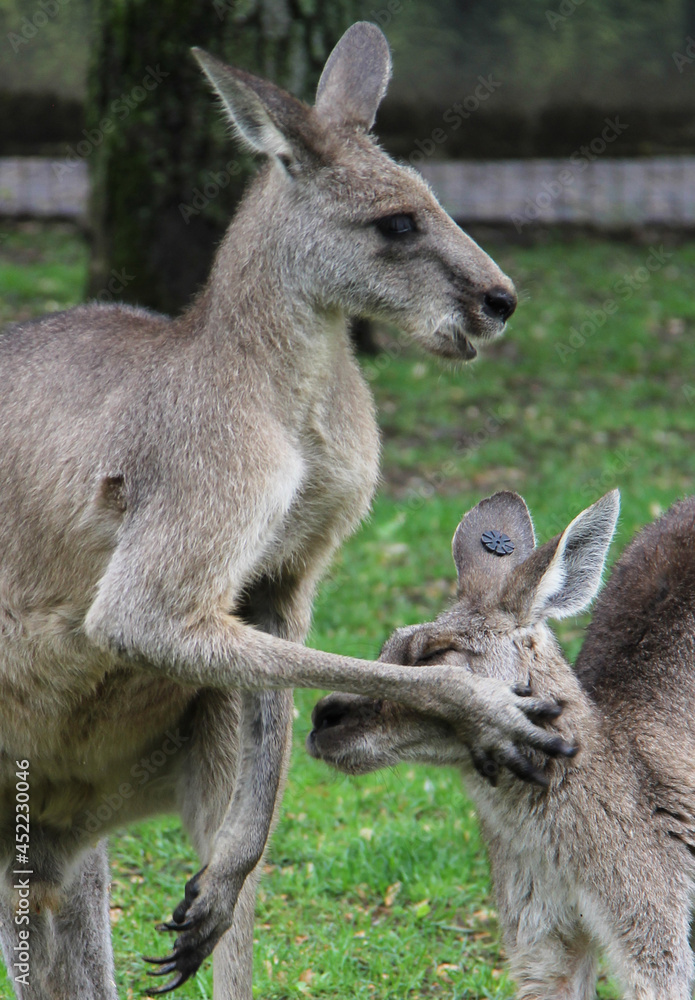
[576,496,695,851]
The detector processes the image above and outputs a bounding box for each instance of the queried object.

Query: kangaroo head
[308,490,619,775]
[194,23,516,359]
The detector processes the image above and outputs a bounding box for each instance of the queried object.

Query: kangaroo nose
[313,705,345,731]
[311,693,377,734]
[307,696,354,759]
[483,286,517,323]
[311,697,349,732]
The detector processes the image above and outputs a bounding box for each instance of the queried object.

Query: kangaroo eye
[416,646,459,665]
[375,213,417,237]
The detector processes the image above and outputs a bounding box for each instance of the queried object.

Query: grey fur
[310,491,695,999]
[0,21,566,998]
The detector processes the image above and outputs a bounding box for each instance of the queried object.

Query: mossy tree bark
[87,0,365,316]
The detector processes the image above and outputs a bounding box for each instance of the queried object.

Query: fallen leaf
[436,962,460,982]
[383,880,402,907]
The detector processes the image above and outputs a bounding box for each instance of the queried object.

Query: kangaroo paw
[143,865,243,994]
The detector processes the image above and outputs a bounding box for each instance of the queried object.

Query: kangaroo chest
[250,344,380,580]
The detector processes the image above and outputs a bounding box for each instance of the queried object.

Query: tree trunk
[686,0,695,40]
[87,0,364,316]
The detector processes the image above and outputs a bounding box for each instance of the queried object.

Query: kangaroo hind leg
[0,840,116,1000]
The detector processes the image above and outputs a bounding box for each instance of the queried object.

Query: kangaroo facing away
[0,22,580,1000]
[310,491,695,1000]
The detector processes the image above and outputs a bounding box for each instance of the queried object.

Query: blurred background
[1,3,695,998]
[1,0,695,313]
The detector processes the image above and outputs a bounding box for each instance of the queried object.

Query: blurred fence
[420,156,695,229]
[0,157,87,219]
[1,155,695,228]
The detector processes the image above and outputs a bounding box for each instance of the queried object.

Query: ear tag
[481,529,515,556]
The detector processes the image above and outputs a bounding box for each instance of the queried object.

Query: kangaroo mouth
[432,321,479,361]
[432,294,512,361]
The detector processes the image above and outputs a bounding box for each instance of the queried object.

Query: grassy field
[2,222,695,998]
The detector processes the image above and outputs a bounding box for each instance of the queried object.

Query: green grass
[0,222,87,327]
[2,223,695,998]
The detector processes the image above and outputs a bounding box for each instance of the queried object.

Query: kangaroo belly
[0,647,194,830]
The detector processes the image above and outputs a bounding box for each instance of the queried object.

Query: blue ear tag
[481,529,515,556]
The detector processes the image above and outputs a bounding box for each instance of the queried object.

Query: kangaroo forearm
[87,599,565,760]
[235,630,436,701]
[85,603,452,710]
[210,690,291,874]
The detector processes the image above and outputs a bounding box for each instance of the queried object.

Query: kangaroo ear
[315,21,392,130]
[193,48,298,162]
[452,492,536,600]
[503,491,620,625]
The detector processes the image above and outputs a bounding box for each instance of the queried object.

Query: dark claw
[142,866,210,992]
[171,866,206,925]
[526,699,564,723]
[147,961,179,976]
[503,747,549,787]
[527,730,578,759]
[546,734,578,758]
[141,865,230,994]
[147,971,188,995]
[513,683,533,697]
[142,945,200,994]
[471,749,499,785]
[156,919,194,933]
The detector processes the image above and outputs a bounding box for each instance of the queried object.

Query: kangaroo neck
[184,168,349,360]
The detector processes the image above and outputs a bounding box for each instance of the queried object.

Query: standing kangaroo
[310,491,695,1000]
[0,23,575,999]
